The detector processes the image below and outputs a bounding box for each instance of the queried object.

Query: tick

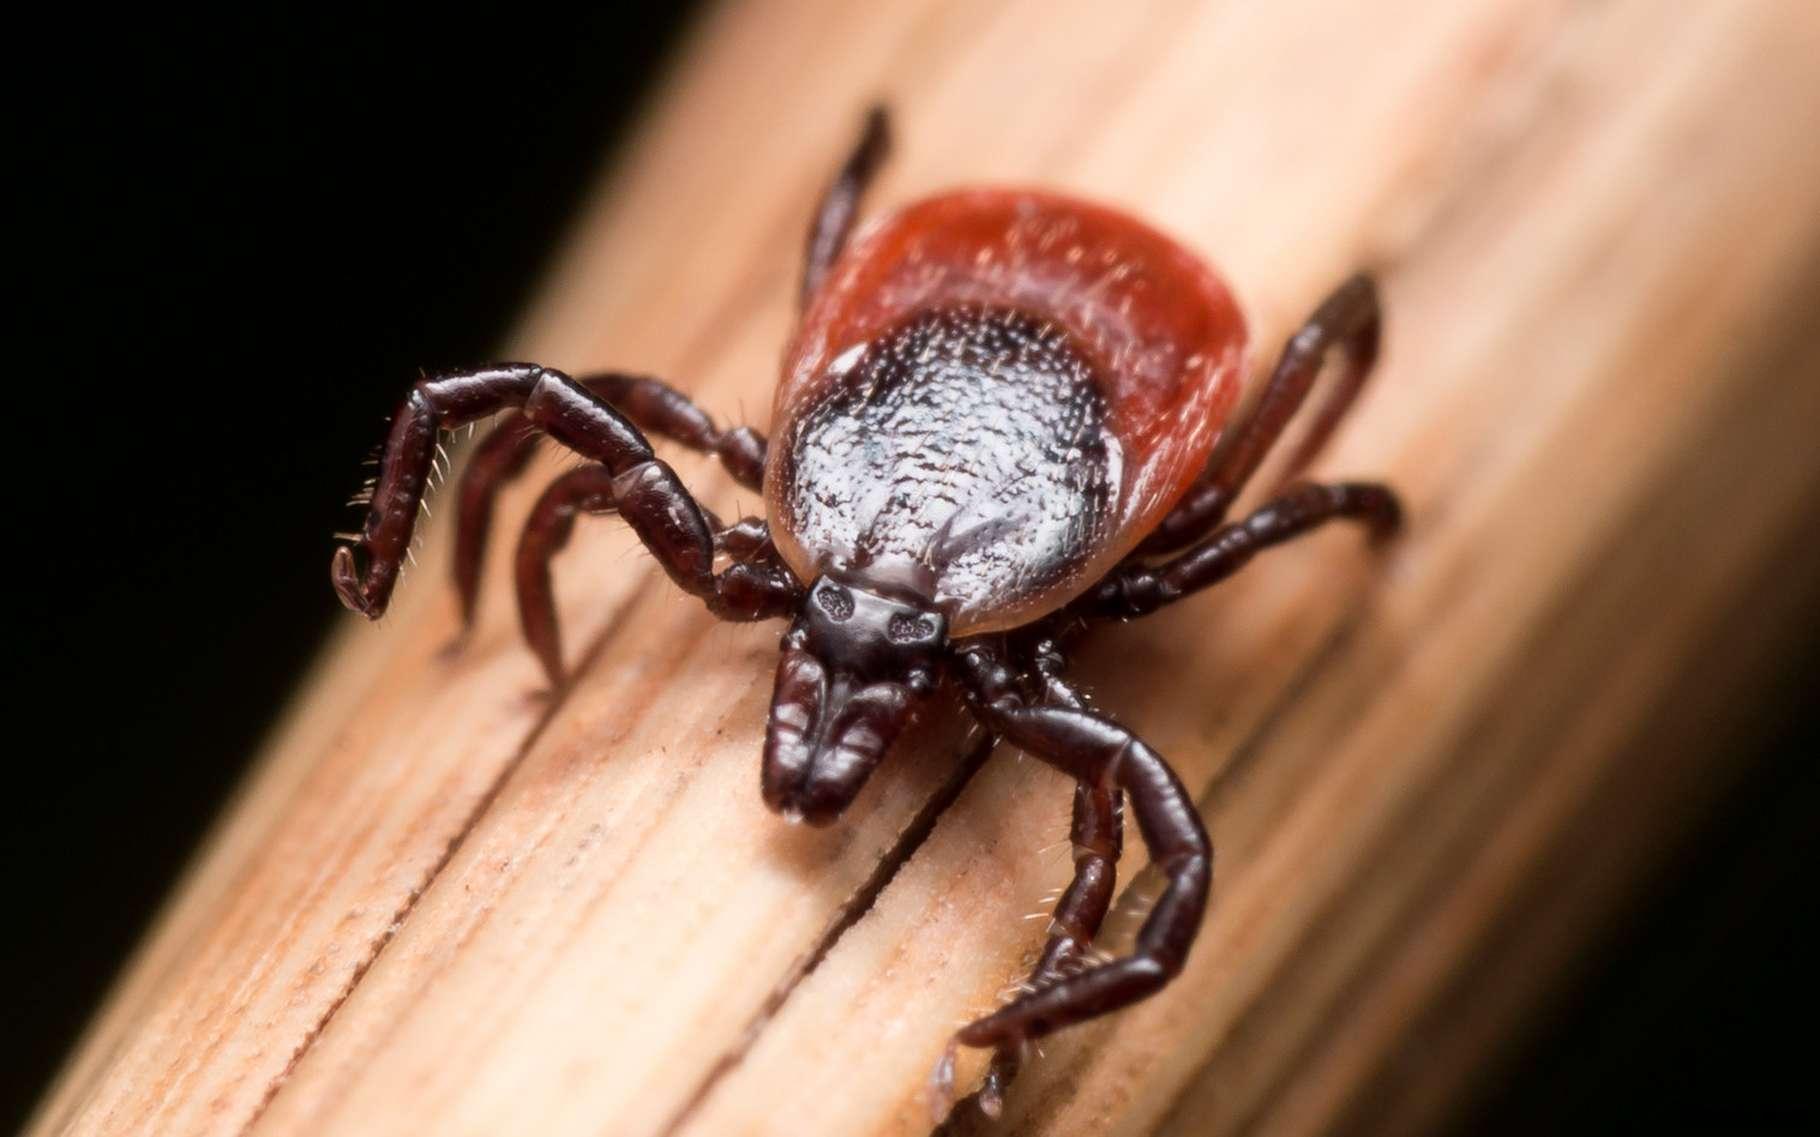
[330,106,1400,1117]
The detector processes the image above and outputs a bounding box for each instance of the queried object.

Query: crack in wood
[658,724,1001,1137]
[237,573,670,1135]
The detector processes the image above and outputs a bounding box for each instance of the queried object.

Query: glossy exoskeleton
[329,107,1400,1117]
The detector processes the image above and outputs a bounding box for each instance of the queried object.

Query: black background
[7,9,1815,1131]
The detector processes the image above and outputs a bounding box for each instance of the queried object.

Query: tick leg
[712,515,775,561]
[799,105,890,310]
[974,777,1124,1118]
[453,372,767,628]
[332,364,801,623]
[935,643,1211,1107]
[1084,480,1400,620]
[1144,273,1381,554]
[513,466,615,686]
[515,463,784,687]
[962,643,1126,1114]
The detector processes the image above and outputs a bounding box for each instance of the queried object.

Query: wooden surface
[33,2,1820,1135]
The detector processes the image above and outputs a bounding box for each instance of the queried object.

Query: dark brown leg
[933,642,1211,1111]
[513,466,616,686]
[712,515,775,560]
[452,372,768,628]
[1143,273,1381,554]
[332,364,801,623]
[967,640,1123,1115]
[1083,480,1400,620]
[971,776,1124,1117]
[799,105,890,310]
[515,464,783,687]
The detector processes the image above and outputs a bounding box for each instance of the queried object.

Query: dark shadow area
[5,9,698,1127]
[1450,635,1820,1132]
[7,9,1816,1131]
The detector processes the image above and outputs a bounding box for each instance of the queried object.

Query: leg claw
[927,1039,959,1123]
[331,545,374,616]
[929,1025,1028,1123]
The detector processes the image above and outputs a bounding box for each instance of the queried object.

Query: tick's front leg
[959,712,1207,1041]
[513,462,791,688]
[962,780,1123,1119]
[961,642,1125,1116]
[933,642,1210,1119]
[511,465,617,686]
[452,372,768,629]
[332,364,797,624]
[335,364,554,616]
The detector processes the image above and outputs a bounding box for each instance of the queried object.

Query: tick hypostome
[329,105,1401,1119]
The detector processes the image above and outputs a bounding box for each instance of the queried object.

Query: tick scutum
[774,305,1116,628]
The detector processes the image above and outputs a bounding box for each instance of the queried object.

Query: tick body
[771,188,1248,634]
[330,107,1400,1120]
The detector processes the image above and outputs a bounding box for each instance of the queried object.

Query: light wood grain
[33,2,1820,1135]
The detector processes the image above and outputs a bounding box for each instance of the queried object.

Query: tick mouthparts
[761,649,913,826]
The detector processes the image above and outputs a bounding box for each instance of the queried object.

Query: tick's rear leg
[934,642,1210,1116]
[1144,273,1382,554]
[799,105,890,310]
[1082,480,1399,621]
[514,463,786,687]
[452,372,767,629]
[332,364,801,624]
